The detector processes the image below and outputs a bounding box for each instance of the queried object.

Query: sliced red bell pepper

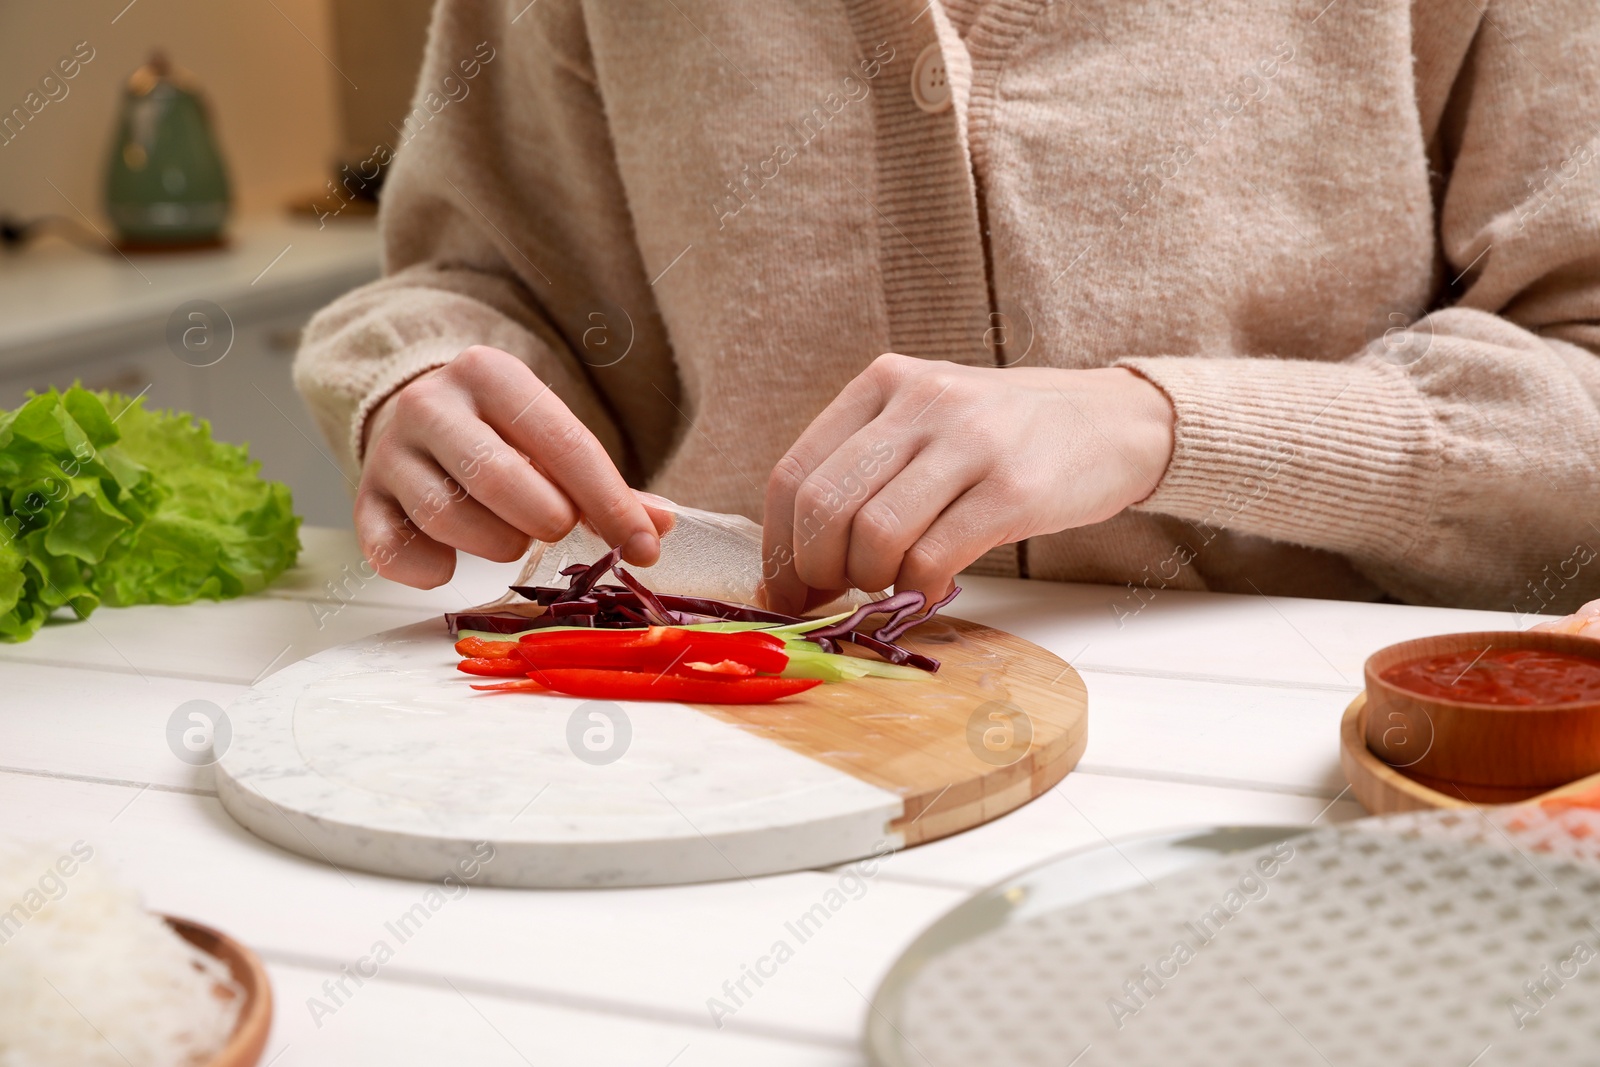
[517,626,785,651]
[469,678,548,692]
[526,668,820,704]
[517,627,788,675]
[458,657,531,677]
[455,636,520,659]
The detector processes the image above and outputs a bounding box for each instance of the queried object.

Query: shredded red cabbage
[613,567,690,626]
[807,590,925,641]
[875,586,961,644]
[445,549,960,672]
[445,612,545,634]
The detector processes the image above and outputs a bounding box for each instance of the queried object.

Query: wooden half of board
[689,616,1088,845]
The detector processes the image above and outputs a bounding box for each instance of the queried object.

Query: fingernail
[634,490,677,510]
[623,530,659,564]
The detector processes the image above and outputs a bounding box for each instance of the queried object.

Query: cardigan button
[911,42,951,113]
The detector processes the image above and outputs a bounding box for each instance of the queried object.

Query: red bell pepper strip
[469,678,548,692]
[458,657,531,677]
[517,627,785,651]
[517,627,788,675]
[455,636,520,659]
[526,668,820,704]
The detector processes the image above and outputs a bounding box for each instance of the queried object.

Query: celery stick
[667,621,780,633]
[779,645,927,682]
[766,611,854,636]
[455,627,547,642]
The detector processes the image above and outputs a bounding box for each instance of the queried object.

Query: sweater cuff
[1115,355,1442,560]
[347,339,464,470]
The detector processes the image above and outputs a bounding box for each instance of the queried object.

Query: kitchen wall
[0,0,343,223]
[328,0,435,165]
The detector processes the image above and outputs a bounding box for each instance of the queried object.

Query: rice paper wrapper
[892,804,1600,1067]
[481,499,880,615]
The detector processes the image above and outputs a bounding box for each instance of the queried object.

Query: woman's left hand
[760,354,1176,613]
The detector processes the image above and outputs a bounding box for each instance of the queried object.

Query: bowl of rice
[0,841,272,1067]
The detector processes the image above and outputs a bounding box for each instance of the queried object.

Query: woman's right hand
[355,345,665,588]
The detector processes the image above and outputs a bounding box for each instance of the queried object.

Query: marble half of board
[215,621,907,887]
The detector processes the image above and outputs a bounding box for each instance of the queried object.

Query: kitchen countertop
[0,215,380,367]
[0,528,1542,1064]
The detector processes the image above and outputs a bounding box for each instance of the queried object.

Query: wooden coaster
[1341,693,1600,813]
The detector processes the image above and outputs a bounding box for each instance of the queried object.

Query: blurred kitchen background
[0,0,433,527]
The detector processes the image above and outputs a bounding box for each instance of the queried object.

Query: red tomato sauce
[1381,648,1600,706]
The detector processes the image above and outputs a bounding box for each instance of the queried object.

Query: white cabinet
[187,306,359,528]
[0,339,196,415]
[0,217,380,528]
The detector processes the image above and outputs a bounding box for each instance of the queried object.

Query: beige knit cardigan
[295,0,1600,616]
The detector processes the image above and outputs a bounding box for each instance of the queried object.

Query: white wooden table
[0,528,1537,1064]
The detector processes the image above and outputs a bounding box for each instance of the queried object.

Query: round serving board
[215,616,1087,887]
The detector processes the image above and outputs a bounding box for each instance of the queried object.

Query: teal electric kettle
[104,51,230,249]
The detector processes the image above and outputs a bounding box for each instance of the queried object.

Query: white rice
[0,842,243,1067]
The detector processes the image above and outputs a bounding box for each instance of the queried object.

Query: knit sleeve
[1118,0,1600,612]
[292,0,679,485]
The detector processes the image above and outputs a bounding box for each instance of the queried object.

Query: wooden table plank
[261,959,854,1066]
[866,769,1363,889]
[929,568,1549,690]
[0,598,434,685]
[1074,670,1358,797]
[1,663,238,791]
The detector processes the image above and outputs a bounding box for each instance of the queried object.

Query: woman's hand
[356,345,666,588]
[760,354,1175,613]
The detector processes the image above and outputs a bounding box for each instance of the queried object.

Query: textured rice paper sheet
[476,499,880,615]
[899,813,1600,1067]
[1366,803,1600,867]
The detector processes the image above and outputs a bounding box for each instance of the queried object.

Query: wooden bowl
[165,917,272,1067]
[1363,630,1600,790]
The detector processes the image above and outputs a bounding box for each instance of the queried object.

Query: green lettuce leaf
[95,392,300,605]
[0,387,300,640]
